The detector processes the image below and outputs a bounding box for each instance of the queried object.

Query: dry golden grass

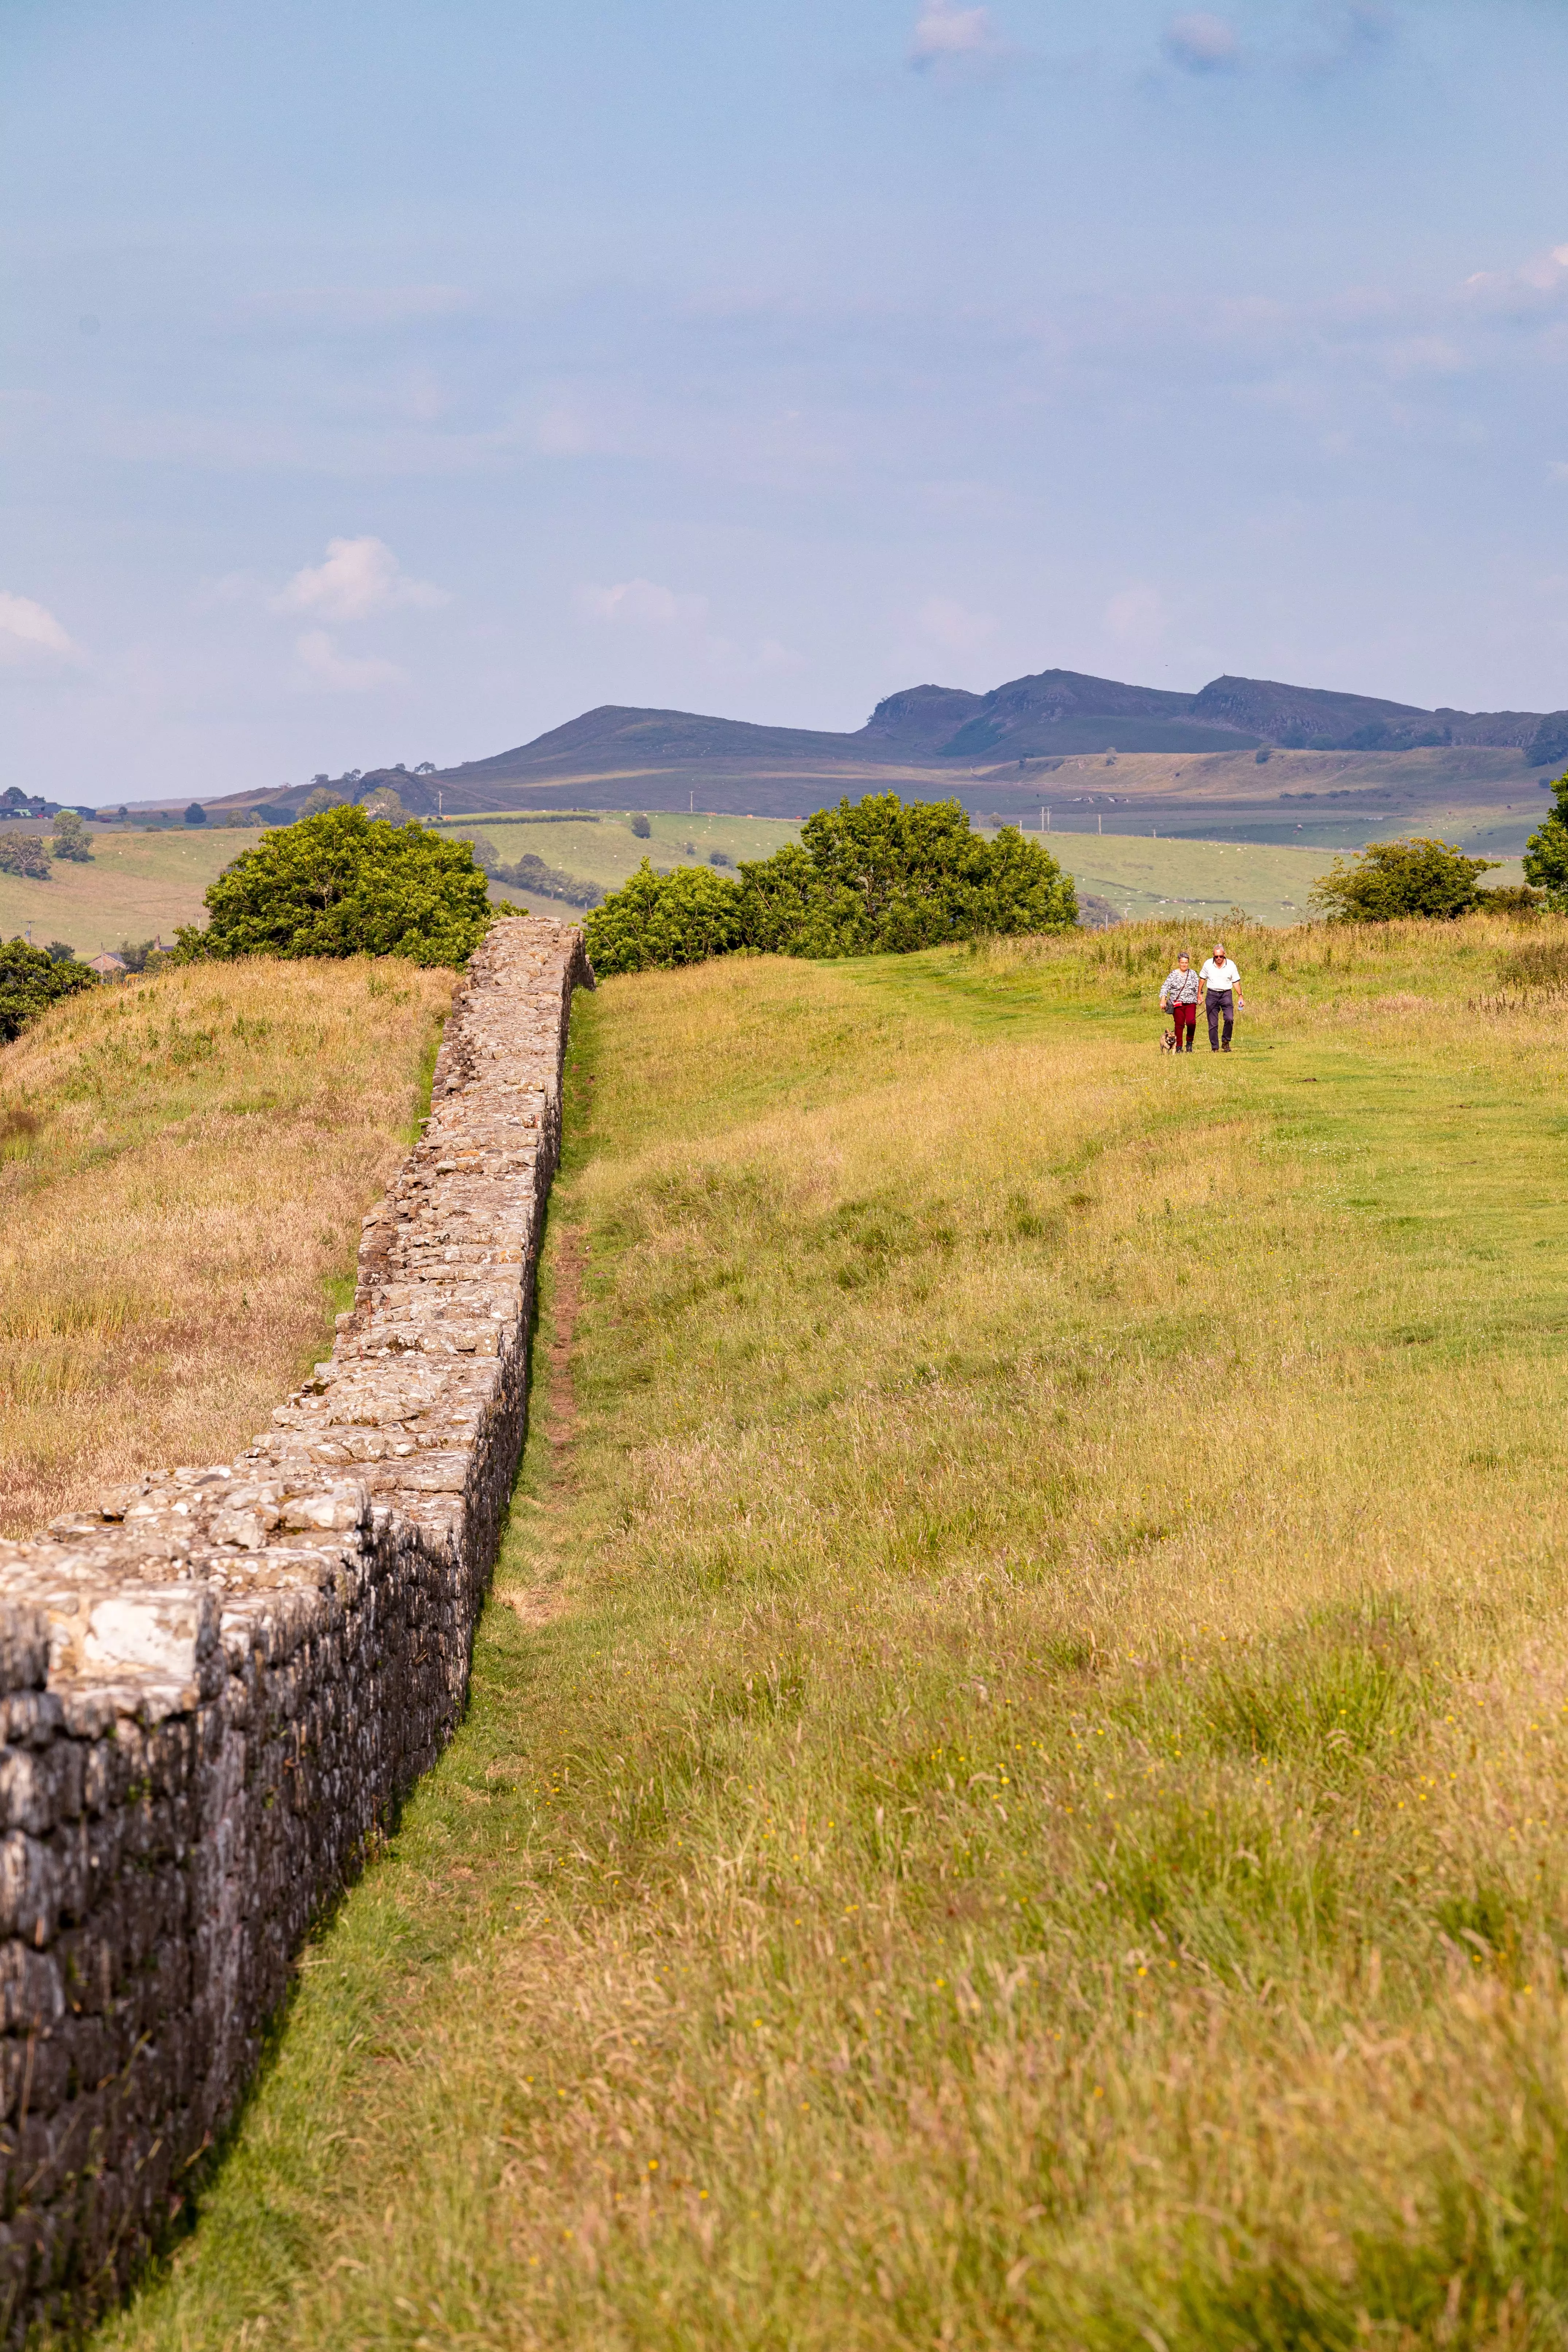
[92,915,1568,2351]
[0,958,451,1536]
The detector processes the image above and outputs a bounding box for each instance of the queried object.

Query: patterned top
[1160,967,1200,1007]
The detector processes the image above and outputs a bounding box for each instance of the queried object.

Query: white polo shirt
[1201,957,1240,993]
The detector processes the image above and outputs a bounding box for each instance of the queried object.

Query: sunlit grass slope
[0,959,450,1536]
[0,827,265,954]
[98,915,1568,2350]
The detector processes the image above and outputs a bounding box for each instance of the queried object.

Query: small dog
[1160,1027,1178,1054]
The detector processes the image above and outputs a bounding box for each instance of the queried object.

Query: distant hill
[423,665,1563,798]
[200,661,1568,828]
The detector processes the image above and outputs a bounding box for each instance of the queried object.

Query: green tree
[584,859,746,975]
[1524,772,1568,911]
[183,801,208,827]
[0,936,96,1042]
[177,804,494,967]
[1310,837,1499,922]
[358,785,414,824]
[50,810,93,863]
[297,785,348,819]
[0,833,51,880]
[585,794,1078,973]
[757,795,1076,954]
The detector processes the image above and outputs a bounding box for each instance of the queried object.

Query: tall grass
[0,959,450,1535]
[94,914,1568,2350]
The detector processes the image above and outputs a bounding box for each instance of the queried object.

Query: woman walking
[1200,939,1242,1052]
[1159,950,1199,1051]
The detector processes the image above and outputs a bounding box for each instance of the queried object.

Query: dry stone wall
[0,915,591,2341]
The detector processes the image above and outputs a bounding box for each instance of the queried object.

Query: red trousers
[1170,1003,1196,1050]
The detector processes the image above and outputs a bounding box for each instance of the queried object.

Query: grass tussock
[93,912,1568,2351]
[0,958,450,1535]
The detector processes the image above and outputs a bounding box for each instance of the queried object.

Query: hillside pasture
[0,959,449,1536]
[459,809,1524,931]
[0,827,265,956]
[1053,829,1525,927]
[95,911,1568,2351]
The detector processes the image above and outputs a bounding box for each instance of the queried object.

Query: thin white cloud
[0,591,82,669]
[910,0,996,63]
[294,630,402,692]
[1463,243,1568,313]
[1550,463,1568,485]
[919,595,996,653]
[576,577,709,629]
[1164,12,1240,71]
[274,536,449,623]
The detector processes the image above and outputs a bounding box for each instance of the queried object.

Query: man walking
[1200,939,1242,1052]
[1158,950,1199,1051]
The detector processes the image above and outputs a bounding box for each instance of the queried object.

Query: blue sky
[5,0,1568,799]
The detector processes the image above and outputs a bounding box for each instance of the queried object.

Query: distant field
[442,809,801,911]
[454,811,1527,931]
[18,813,1528,948]
[1052,829,1525,927]
[0,828,261,953]
[984,744,1553,855]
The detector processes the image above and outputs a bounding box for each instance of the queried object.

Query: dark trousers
[1171,1003,1196,1050]
[1206,988,1234,1050]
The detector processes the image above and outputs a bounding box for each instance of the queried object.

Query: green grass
[0,828,264,954]
[1044,830,1341,925]
[458,810,1527,930]
[91,912,1568,2351]
[447,810,802,915]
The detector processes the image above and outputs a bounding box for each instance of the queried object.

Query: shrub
[0,937,96,1042]
[0,832,51,880]
[585,860,747,974]
[50,810,93,863]
[629,813,652,839]
[184,802,208,826]
[585,793,1078,973]
[1310,837,1500,922]
[177,804,494,967]
[44,941,76,964]
[1524,773,1568,912]
[1474,883,1544,917]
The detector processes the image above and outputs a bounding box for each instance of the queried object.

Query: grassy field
[456,809,1526,931]
[4,811,1520,944]
[0,959,449,1536]
[90,912,1568,2350]
[449,810,802,918]
[1052,831,1526,927]
[0,828,264,956]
